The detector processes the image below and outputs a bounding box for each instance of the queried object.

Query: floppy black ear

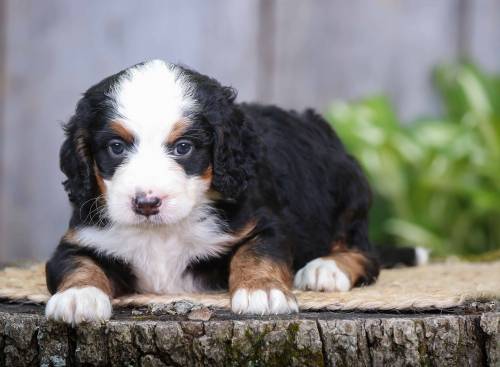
[60,116,97,209]
[209,88,256,200]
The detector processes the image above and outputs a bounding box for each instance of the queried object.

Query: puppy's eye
[108,140,126,157]
[173,140,193,157]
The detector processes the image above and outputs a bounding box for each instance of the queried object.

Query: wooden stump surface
[0,302,498,367]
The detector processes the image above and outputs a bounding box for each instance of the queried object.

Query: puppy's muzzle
[132,192,162,217]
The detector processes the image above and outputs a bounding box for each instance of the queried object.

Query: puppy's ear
[60,115,97,209]
[210,87,256,200]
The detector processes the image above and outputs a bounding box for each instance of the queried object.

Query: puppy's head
[61,60,254,226]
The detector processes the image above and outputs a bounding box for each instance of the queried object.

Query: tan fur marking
[327,251,368,285]
[206,190,223,201]
[110,121,134,143]
[166,119,189,144]
[59,257,113,296]
[62,229,77,243]
[93,163,107,194]
[201,166,213,182]
[229,241,293,296]
[331,240,348,252]
[232,219,257,241]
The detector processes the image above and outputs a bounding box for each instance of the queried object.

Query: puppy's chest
[76,219,234,294]
[127,235,206,293]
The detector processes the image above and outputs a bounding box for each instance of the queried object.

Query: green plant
[326,63,500,257]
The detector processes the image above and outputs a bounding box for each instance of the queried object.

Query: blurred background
[0,0,499,262]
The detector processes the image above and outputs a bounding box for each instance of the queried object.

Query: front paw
[231,288,299,315]
[45,286,112,325]
[294,258,352,292]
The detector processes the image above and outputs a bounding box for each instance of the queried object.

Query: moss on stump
[0,303,498,366]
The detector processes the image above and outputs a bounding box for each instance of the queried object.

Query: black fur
[46,241,136,296]
[47,61,385,298]
[179,66,257,200]
[59,71,127,227]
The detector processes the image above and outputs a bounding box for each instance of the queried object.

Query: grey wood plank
[1,0,499,262]
[0,0,6,262]
[468,0,500,72]
[0,0,260,261]
[271,0,460,120]
[256,0,277,102]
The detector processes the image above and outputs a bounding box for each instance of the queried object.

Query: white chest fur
[74,210,234,293]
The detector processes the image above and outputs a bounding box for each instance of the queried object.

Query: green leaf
[326,62,500,257]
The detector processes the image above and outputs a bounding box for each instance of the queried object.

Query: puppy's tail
[376,245,430,268]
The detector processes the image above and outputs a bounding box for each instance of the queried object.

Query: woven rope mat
[0,261,499,311]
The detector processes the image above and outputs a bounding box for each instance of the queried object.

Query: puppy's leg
[45,240,120,325]
[294,246,379,292]
[295,156,380,292]
[229,240,298,315]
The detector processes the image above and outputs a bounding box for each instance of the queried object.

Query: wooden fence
[1,0,499,261]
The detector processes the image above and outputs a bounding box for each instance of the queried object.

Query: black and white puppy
[45,60,381,324]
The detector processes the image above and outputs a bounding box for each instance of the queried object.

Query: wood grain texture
[271,0,460,120]
[0,304,498,366]
[1,1,499,262]
[0,0,260,261]
[468,0,500,72]
[0,0,6,263]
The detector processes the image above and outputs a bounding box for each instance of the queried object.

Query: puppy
[45,60,380,324]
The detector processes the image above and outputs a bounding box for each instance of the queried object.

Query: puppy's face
[91,62,212,225]
[61,60,253,227]
[95,120,212,226]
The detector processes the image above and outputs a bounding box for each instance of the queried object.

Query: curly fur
[45,60,421,322]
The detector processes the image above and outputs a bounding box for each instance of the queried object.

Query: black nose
[132,193,162,217]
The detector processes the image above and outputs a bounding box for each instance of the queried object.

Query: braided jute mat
[0,261,499,311]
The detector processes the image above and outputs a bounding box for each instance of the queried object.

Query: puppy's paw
[45,286,112,325]
[231,288,299,315]
[294,258,351,292]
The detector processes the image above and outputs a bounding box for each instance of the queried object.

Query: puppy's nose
[132,193,162,217]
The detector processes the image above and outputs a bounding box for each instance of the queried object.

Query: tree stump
[0,302,498,366]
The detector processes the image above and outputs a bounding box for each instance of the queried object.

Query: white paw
[231,288,299,315]
[415,247,430,265]
[45,286,112,325]
[294,258,352,292]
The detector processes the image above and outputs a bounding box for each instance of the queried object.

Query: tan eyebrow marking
[110,121,134,143]
[166,119,190,144]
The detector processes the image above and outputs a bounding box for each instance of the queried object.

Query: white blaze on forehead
[109,59,195,140]
[102,60,205,227]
